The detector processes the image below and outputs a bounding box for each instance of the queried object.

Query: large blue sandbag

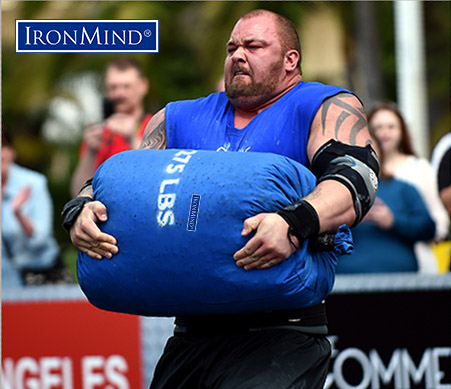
[77,149,351,316]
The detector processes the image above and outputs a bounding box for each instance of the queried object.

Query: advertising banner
[2,300,143,389]
[2,277,451,389]
[325,289,451,389]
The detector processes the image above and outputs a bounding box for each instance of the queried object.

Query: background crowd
[2,1,450,287]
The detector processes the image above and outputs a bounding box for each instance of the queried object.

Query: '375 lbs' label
[157,150,198,227]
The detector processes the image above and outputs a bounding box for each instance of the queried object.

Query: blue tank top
[166,81,351,166]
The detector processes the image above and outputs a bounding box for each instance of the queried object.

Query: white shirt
[394,155,450,273]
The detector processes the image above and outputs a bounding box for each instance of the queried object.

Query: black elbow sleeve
[311,139,380,225]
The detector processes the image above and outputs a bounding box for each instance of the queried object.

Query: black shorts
[149,328,331,389]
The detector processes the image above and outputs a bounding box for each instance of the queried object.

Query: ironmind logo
[15,20,158,53]
[187,194,201,232]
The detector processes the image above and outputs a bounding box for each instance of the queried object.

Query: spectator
[367,102,449,273]
[336,137,436,273]
[71,57,152,196]
[2,127,70,287]
[431,132,451,271]
[431,132,451,217]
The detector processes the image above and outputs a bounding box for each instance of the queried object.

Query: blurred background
[2,1,450,280]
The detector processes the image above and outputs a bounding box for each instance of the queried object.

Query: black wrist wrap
[61,196,93,232]
[277,200,320,244]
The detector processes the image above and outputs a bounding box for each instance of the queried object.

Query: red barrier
[2,300,143,389]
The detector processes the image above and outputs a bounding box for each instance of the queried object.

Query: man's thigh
[210,329,331,389]
[149,329,331,389]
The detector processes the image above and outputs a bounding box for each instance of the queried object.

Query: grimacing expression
[224,15,287,107]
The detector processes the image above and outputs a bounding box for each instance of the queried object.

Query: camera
[102,98,115,120]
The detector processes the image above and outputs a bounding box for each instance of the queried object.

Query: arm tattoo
[334,111,351,138]
[321,93,368,145]
[139,118,167,150]
[305,187,321,200]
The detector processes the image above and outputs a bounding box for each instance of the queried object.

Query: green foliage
[375,1,396,101]
[424,2,450,144]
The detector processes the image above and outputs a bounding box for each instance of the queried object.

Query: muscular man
[70,57,151,196]
[64,10,378,389]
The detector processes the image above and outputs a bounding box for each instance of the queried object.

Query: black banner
[325,289,451,389]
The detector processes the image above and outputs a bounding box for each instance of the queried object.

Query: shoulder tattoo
[320,93,368,145]
[139,114,167,150]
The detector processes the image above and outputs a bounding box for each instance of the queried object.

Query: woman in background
[336,136,435,274]
[366,102,449,273]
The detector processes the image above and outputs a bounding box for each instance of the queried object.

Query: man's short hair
[105,57,145,78]
[240,9,302,74]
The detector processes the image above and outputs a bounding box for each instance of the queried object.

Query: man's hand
[11,185,34,237]
[70,201,118,260]
[233,213,298,270]
[83,124,104,153]
[105,113,139,143]
[11,185,32,213]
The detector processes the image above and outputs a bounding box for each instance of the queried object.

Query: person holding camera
[70,57,152,197]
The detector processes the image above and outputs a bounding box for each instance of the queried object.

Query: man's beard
[225,59,283,105]
[225,78,277,100]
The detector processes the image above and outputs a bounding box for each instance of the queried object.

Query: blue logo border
[15,19,159,53]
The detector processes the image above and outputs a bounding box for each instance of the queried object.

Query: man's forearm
[71,152,96,197]
[277,179,355,248]
[14,209,34,238]
[62,177,94,232]
[304,180,356,234]
[78,181,93,198]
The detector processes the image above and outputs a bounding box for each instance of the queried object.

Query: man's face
[224,14,286,108]
[104,67,148,114]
